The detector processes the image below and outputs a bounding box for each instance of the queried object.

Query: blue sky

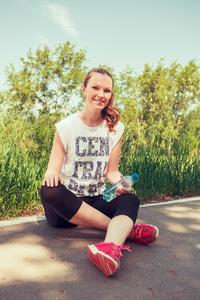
[0,0,200,89]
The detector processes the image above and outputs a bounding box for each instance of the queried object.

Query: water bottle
[102,173,139,202]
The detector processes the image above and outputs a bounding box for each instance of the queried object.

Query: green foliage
[0,108,62,218]
[0,48,200,218]
[118,66,145,144]
[119,139,200,202]
[0,137,41,217]
[117,59,200,201]
[4,41,87,114]
[119,59,200,149]
[0,129,43,218]
[180,104,200,148]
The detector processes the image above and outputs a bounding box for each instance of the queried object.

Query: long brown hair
[83,68,120,132]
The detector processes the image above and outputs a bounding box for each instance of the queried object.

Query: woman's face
[82,73,113,112]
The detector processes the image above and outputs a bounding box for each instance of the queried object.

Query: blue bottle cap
[131,173,139,180]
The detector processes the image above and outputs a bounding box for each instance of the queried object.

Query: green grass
[119,140,200,202]
[0,132,49,219]
[0,130,200,218]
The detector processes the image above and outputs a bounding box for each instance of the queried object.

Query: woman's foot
[127,224,159,244]
[87,242,131,276]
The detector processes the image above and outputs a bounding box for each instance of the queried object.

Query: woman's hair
[83,68,120,132]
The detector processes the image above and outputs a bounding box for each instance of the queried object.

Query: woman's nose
[98,89,104,98]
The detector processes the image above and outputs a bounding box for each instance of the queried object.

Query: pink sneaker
[127,224,159,245]
[87,242,131,276]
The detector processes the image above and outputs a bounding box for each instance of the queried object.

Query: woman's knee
[118,193,140,207]
[40,184,51,203]
[131,194,140,208]
[118,193,140,222]
[40,182,66,204]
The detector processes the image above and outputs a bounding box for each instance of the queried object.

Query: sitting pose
[40,68,159,276]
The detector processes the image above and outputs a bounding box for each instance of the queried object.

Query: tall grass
[119,139,200,202]
[0,129,200,218]
[0,130,49,218]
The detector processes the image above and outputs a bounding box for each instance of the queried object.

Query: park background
[0,0,200,218]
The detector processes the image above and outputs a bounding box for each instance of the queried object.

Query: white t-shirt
[55,113,124,197]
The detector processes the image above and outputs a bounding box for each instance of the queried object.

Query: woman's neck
[78,108,103,127]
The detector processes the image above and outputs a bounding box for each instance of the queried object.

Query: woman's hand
[115,174,132,196]
[115,184,132,197]
[42,171,65,187]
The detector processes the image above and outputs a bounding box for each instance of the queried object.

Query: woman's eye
[92,86,98,90]
[105,89,111,93]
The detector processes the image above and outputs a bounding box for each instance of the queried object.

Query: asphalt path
[0,197,200,300]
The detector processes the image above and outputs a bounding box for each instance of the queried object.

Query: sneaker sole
[87,245,120,276]
[155,226,159,239]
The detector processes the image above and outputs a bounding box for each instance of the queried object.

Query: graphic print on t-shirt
[69,136,109,196]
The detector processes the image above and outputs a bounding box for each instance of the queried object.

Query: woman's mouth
[94,99,104,103]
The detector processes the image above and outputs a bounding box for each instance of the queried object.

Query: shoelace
[112,244,131,259]
[128,226,142,239]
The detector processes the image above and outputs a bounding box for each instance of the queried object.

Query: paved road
[0,197,200,300]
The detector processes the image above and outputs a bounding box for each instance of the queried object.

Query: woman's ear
[82,84,86,97]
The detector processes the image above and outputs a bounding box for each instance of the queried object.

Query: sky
[0,0,200,89]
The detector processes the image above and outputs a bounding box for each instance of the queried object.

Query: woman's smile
[94,98,105,103]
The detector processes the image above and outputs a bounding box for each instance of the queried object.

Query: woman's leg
[104,215,133,245]
[41,183,140,244]
[86,194,140,276]
[41,183,111,229]
[86,193,140,244]
[68,201,111,230]
[103,193,140,244]
[42,203,79,228]
[70,192,140,243]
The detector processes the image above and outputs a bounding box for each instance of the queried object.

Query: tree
[181,104,200,149]
[137,59,200,148]
[117,66,145,144]
[4,41,87,114]
[117,59,200,156]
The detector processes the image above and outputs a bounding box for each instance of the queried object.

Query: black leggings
[40,183,140,228]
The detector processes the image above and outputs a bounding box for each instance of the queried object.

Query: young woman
[40,68,159,276]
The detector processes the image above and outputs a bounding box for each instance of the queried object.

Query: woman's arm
[106,138,122,184]
[42,130,65,187]
[106,138,132,195]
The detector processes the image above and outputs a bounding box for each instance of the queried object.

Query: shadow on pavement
[0,199,200,300]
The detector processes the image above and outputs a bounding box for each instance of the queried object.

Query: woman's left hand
[115,173,132,196]
[115,184,132,197]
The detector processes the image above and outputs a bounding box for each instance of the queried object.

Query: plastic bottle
[102,173,139,202]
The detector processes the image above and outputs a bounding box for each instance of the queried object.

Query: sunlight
[166,222,188,233]
[164,206,200,221]
[196,244,200,250]
[0,235,75,284]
